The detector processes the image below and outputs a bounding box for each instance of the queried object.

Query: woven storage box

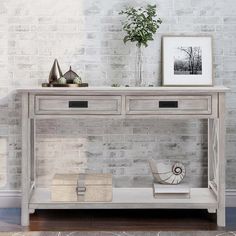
[51,173,112,202]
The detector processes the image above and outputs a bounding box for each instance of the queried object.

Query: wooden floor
[0,208,235,231]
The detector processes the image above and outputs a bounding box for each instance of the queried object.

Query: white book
[153,183,191,199]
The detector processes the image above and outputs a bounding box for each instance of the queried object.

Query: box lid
[52,174,78,186]
[52,173,112,186]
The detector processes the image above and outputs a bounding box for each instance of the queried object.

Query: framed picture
[162,36,213,86]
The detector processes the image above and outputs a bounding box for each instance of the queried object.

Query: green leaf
[123,36,130,44]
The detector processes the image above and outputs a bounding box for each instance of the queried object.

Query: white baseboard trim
[226,189,236,207]
[0,189,235,208]
[0,190,21,208]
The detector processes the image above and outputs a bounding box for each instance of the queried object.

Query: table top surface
[17,86,229,93]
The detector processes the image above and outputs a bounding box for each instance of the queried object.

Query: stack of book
[153,183,191,199]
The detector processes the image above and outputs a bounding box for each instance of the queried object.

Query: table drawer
[126,96,212,115]
[35,95,121,115]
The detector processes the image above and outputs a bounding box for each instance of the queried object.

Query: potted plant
[119,4,162,86]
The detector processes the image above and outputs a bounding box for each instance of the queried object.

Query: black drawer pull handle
[69,101,88,108]
[159,101,178,108]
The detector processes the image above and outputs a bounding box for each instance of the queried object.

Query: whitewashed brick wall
[35,119,208,188]
[0,0,235,190]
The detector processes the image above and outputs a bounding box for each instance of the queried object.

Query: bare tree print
[174,47,202,75]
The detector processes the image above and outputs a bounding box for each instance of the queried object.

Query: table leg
[217,93,226,227]
[21,93,30,226]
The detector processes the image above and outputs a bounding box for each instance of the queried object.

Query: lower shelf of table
[29,187,217,211]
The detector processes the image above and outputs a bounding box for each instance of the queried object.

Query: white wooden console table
[19,86,228,227]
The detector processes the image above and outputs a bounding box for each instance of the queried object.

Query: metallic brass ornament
[73,76,82,84]
[57,76,67,84]
[48,59,63,83]
[64,66,79,83]
[43,62,88,87]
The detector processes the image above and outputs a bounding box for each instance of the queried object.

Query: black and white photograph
[174,46,202,75]
[163,36,212,86]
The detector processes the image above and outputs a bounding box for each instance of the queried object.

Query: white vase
[135,46,144,87]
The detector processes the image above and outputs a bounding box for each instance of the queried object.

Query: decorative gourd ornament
[148,159,186,185]
[64,66,79,84]
[73,76,82,84]
[57,76,67,84]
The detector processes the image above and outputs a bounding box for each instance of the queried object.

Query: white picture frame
[162,36,213,86]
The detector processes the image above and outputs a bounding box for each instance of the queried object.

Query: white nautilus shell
[149,159,186,185]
